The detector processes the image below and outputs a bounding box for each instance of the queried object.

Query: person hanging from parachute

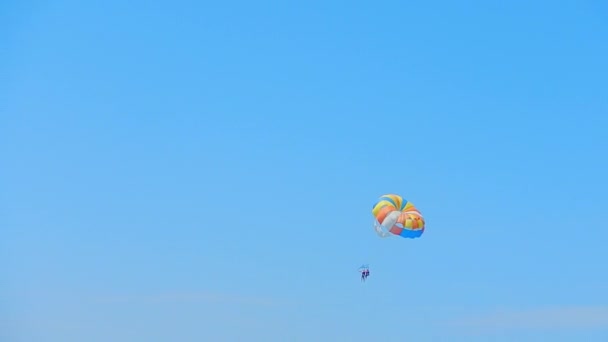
[359,264,370,282]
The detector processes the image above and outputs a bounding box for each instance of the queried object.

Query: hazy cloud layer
[94,290,288,307]
[451,306,608,333]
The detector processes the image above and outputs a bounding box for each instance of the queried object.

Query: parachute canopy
[371,194,425,239]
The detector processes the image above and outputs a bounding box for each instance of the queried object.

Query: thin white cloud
[451,306,608,333]
[94,291,288,307]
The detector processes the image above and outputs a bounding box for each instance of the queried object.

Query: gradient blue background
[2,1,608,341]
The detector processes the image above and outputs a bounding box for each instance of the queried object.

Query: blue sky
[2,0,608,341]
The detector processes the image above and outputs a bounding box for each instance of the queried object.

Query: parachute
[371,194,425,239]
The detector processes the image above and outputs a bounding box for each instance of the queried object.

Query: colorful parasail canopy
[371,194,425,239]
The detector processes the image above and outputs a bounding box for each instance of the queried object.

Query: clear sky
[2,0,608,341]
